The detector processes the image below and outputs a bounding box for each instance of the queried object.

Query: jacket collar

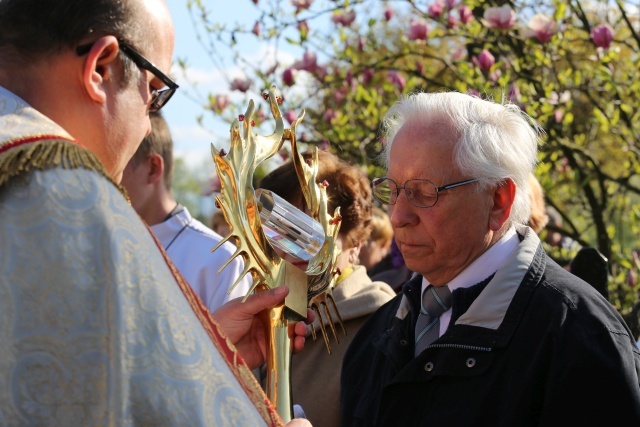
[455,225,543,330]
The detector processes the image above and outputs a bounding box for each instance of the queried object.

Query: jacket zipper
[427,343,492,352]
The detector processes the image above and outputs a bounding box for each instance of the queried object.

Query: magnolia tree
[182,0,640,333]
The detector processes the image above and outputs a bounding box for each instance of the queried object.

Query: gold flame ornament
[210,85,344,422]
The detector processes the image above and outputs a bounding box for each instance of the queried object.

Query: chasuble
[0,86,281,426]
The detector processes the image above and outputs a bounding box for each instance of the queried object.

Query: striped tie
[414,285,452,356]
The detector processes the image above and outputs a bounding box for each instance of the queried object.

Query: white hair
[379,91,543,228]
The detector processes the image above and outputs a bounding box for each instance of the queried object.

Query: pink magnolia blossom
[361,68,374,85]
[458,6,473,24]
[324,109,337,124]
[408,20,430,41]
[384,8,394,22]
[297,20,309,34]
[554,109,564,123]
[334,87,348,105]
[387,70,406,92]
[507,83,520,103]
[345,70,354,87]
[202,174,222,196]
[357,36,366,52]
[291,0,313,13]
[591,24,615,49]
[331,10,356,26]
[451,46,465,60]
[319,139,330,151]
[278,149,290,161]
[416,61,424,75]
[444,0,458,8]
[428,1,444,19]
[482,6,516,30]
[627,270,637,287]
[215,94,230,111]
[284,110,297,124]
[314,65,328,81]
[541,90,571,105]
[230,77,252,92]
[293,51,318,72]
[447,14,458,28]
[473,49,495,72]
[522,14,557,43]
[467,89,481,98]
[252,21,261,37]
[282,68,295,86]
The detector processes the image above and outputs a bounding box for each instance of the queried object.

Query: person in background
[210,209,232,237]
[544,205,580,252]
[340,91,640,426]
[359,206,394,273]
[0,0,310,424]
[526,172,549,234]
[259,150,396,427]
[527,173,610,300]
[121,112,252,313]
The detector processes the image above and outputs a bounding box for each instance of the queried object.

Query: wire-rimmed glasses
[371,177,479,208]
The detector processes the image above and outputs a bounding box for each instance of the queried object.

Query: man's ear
[82,36,120,105]
[148,153,165,185]
[489,178,516,231]
[348,242,362,265]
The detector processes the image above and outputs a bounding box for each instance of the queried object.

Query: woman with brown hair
[259,150,396,427]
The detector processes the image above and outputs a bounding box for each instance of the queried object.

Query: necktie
[414,285,452,356]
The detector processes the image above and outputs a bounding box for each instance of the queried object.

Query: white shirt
[151,207,253,312]
[422,227,520,335]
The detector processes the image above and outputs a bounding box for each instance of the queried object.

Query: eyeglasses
[371,177,479,208]
[76,40,178,112]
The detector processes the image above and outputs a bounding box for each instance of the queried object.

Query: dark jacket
[341,227,640,426]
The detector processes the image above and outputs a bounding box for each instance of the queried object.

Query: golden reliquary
[210,85,345,423]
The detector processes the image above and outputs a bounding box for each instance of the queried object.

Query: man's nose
[389,189,416,228]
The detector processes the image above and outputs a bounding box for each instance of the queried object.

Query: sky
[162,0,305,216]
[162,0,376,171]
[164,1,244,171]
[163,0,303,174]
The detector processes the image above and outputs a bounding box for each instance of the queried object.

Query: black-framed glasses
[371,177,479,208]
[76,40,178,112]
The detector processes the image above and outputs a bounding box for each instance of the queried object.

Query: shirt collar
[421,226,519,294]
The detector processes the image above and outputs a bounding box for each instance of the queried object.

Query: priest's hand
[286,419,313,426]
[212,286,314,369]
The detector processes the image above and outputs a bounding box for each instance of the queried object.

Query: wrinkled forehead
[388,119,460,181]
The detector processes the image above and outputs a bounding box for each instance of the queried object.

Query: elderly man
[340,92,640,426]
[0,0,309,425]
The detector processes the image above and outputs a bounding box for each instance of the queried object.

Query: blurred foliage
[172,157,209,222]
[182,0,640,335]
